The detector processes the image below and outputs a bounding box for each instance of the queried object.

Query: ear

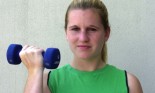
[104,26,110,42]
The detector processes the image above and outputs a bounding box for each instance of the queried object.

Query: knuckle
[19,51,26,58]
[29,49,41,54]
[34,48,40,52]
[38,48,44,52]
[20,45,44,56]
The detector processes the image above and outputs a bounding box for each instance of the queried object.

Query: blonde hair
[65,0,109,63]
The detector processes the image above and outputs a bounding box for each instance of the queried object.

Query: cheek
[66,33,77,44]
[93,35,105,47]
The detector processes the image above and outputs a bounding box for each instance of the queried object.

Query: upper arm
[43,71,51,93]
[127,72,143,93]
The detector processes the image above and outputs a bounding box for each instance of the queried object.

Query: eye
[71,27,80,31]
[88,28,97,32]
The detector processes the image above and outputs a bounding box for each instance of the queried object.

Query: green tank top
[48,64,129,93]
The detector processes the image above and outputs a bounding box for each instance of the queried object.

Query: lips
[77,45,91,50]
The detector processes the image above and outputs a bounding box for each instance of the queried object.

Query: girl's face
[66,9,110,60]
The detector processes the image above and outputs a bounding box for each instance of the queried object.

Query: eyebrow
[88,25,100,29]
[68,25,78,29]
[68,25,100,29]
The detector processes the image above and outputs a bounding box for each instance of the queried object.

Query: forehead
[67,9,102,26]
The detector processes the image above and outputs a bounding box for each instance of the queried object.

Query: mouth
[77,45,91,50]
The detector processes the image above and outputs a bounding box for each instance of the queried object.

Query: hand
[19,45,45,73]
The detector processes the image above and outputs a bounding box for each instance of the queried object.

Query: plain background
[0,0,155,93]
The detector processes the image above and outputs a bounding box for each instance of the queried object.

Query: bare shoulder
[43,71,51,93]
[127,72,143,93]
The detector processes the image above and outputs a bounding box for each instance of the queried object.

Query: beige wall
[0,0,155,93]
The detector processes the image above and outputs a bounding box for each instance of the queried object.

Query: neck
[71,57,106,71]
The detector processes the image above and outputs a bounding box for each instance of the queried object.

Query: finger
[26,46,36,50]
[37,48,44,52]
[22,45,38,52]
[28,46,44,53]
[22,45,30,51]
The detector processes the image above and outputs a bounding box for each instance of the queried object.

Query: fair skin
[20,9,143,93]
[66,9,109,71]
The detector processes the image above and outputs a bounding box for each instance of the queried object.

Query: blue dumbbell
[6,44,60,69]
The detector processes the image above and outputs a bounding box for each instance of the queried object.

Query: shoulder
[127,72,143,93]
[45,64,71,93]
[106,64,125,75]
[43,64,69,93]
[51,64,70,74]
[48,64,70,81]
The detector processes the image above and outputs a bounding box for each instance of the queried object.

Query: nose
[79,31,89,42]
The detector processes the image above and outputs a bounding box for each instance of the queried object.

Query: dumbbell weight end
[43,48,60,69]
[6,44,22,65]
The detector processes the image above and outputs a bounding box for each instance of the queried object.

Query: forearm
[19,45,46,93]
[24,70,44,93]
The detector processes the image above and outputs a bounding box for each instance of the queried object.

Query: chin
[77,54,92,60]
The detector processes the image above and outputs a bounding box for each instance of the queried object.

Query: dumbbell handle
[6,44,60,69]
